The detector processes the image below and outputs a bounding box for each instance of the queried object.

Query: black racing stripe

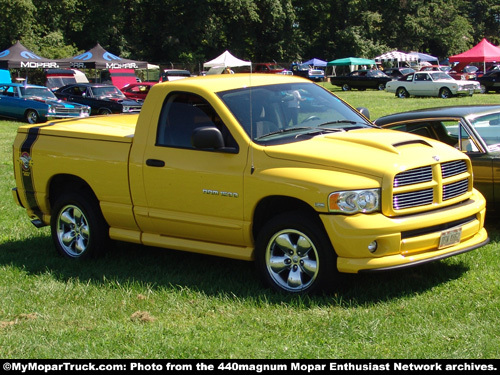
[19,127,44,220]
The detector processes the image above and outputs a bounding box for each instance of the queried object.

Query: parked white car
[385,71,481,98]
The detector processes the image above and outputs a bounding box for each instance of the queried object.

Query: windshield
[91,86,125,98]
[469,112,500,151]
[21,87,57,100]
[430,72,453,80]
[368,70,388,77]
[218,82,373,144]
[46,77,77,90]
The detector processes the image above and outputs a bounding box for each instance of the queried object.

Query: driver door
[133,92,248,250]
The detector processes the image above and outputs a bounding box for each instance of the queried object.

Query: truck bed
[16,114,139,143]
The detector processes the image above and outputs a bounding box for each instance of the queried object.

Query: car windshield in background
[21,87,58,100]
[368,70,389,78]
[431,72,453,80]
[218,82,373,144]
[92,86,124,98]
[469,113,500,151]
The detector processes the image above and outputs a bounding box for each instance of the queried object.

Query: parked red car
[120,82,156,100]
[420,65,476,80]
[252,63,285,74]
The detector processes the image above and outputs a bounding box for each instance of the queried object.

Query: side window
[68,86,83,96]
[442,120,480,152]
[156,92,238,151]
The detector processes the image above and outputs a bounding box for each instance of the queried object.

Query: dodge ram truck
[12,74,489,294]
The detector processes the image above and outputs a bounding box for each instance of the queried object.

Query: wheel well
[49,174,98,208]
[24,108,39,117]
[252,196,320,240]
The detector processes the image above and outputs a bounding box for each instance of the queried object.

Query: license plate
[438,227,462,249]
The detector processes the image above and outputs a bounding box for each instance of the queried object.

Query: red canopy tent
[449,38,500,72]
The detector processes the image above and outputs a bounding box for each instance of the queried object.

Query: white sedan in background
[385,71,481,98]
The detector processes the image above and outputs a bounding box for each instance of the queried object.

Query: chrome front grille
[55,108,83,114]
[443,179,468,200]
[394,166,432,187]
[441,160,467,178]
[394,188,433,209]
[392,160,470,212]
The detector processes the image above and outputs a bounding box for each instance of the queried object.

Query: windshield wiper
[255,126,313,139]
[317,120,359,127]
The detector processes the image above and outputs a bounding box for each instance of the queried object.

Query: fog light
[368,241,378,253]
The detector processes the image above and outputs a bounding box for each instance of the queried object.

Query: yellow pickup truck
[12,74,489,294]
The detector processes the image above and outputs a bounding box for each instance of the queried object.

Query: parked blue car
[0,83,90,124]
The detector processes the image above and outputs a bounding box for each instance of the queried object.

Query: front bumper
[320,190,488,273]
[456,85,482,95]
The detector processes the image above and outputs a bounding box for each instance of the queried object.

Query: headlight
[328,189,380,214]
[122,106,130,112]
[47,106,56,114]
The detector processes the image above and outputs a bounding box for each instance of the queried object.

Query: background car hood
[43,98,86,108]
[101,97,141,105]
[263,128,465,178]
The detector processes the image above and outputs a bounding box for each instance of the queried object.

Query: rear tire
[50,191,109,259]
[342,84,350,91]
[255,211,337,294]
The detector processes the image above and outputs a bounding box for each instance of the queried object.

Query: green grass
[1,89,499,359]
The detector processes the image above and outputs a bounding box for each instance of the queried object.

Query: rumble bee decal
[20,151,32,173]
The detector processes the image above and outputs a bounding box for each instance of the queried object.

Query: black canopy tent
[56,43,149,69]
[0,41,61,69]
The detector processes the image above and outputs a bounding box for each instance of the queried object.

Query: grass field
[1,87,499,359]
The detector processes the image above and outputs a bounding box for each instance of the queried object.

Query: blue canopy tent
[303,58,327,67]
[409,52,438,63]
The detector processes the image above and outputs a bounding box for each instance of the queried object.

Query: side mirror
[192,126,226,150]
[357,107,370,119]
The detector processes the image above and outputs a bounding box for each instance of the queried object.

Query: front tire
[396,87,409,98]
[50,191,109,259]
[25,109,40,124]
[255,211,337,294]
[98,108,113,115]
[439,87,452,98]
[341,84,350,91]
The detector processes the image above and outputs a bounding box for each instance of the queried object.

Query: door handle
[146,159,165,167]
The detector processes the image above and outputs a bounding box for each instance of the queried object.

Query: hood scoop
[392,139,433,148]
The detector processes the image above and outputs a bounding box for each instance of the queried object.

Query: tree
[0,0,36,50]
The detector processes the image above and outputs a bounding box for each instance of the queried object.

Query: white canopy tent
[203,50,251,69]
[374,51,418,66]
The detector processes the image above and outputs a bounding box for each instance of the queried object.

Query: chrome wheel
[51,191,109,259]
[439,87,452,98]
[98,108,112,115]
[256,211,337,294]
[56,204,90,258]
[265,229,319,292]
[396,87,409,98]
[25,110,39,124]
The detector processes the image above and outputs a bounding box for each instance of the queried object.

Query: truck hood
[18,114,139,142]
[263,128,463,178]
